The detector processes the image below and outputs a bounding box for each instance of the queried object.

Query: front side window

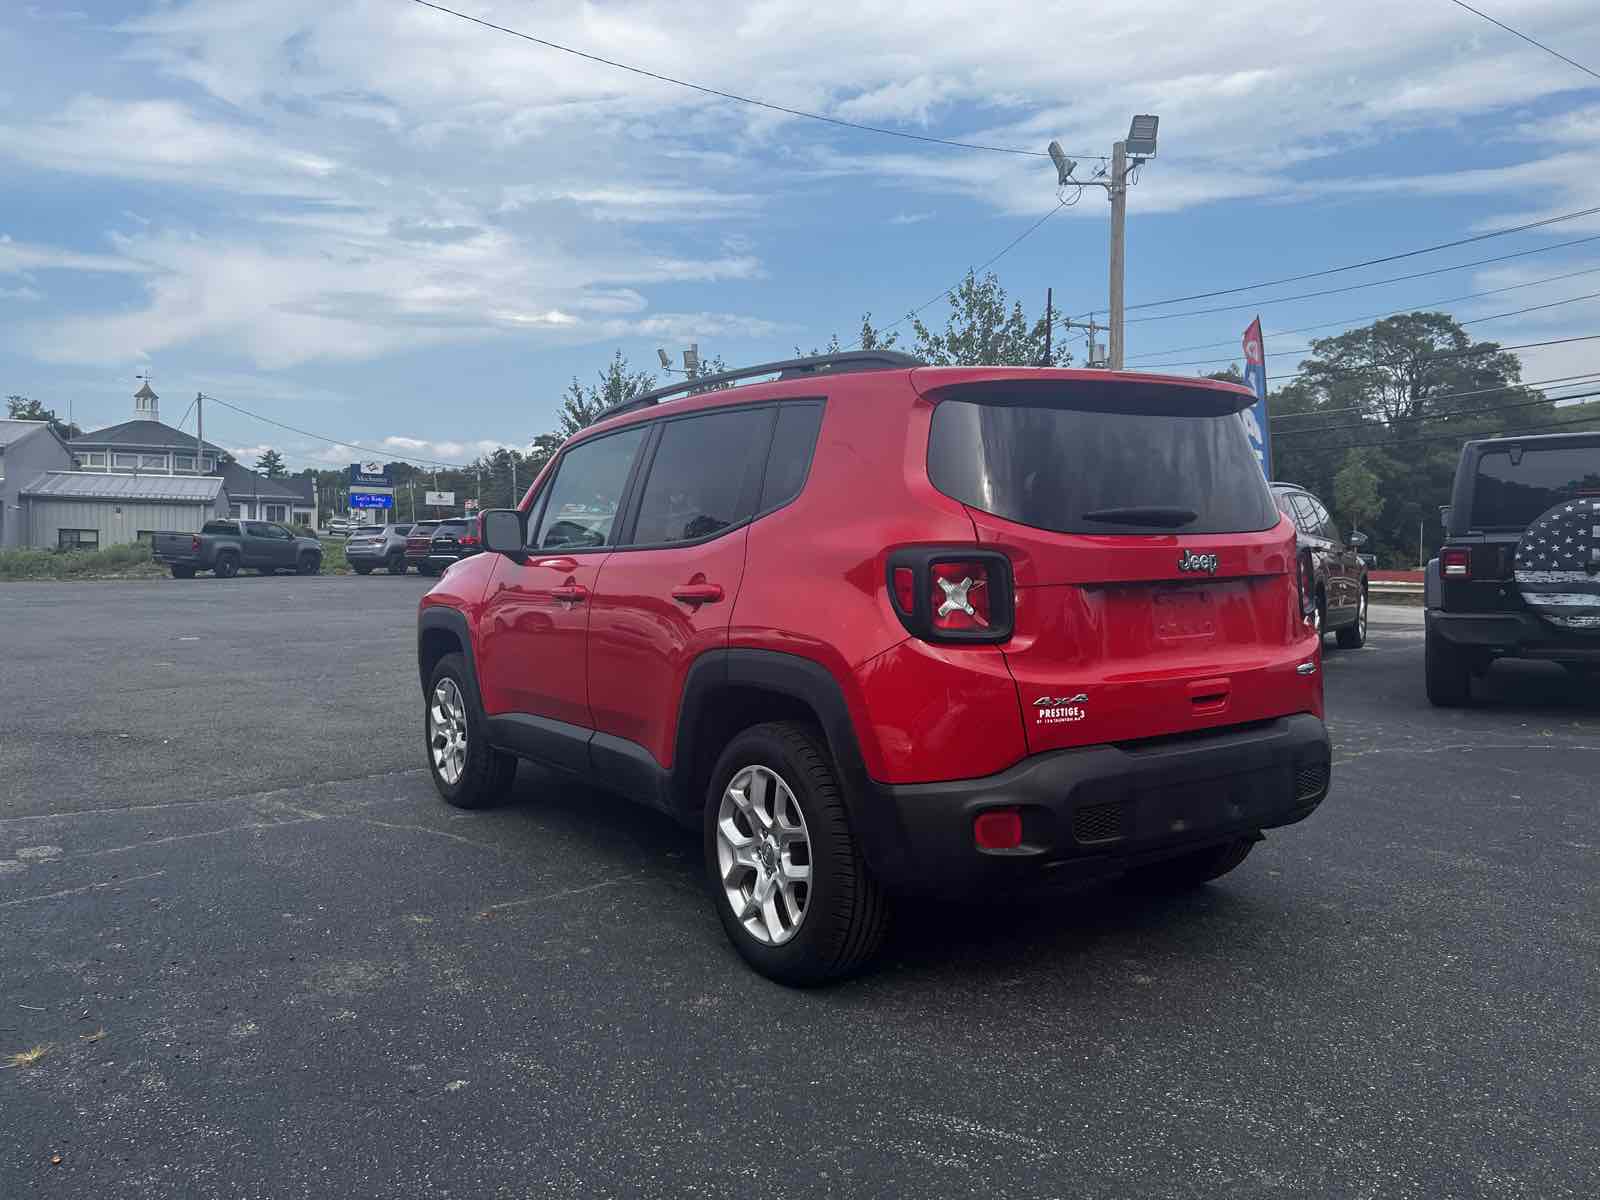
[532,427,646,550]
[243,521,270,538]
[632,408,770,546]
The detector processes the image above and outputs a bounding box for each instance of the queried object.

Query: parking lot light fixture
[1126,114,1159,159]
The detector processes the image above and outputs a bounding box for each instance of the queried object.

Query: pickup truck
[153,520,323,579]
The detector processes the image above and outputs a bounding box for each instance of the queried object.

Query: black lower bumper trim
[1428,610,1600,660]
[855,713,1330,894]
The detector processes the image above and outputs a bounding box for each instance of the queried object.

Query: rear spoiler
[911,368,1258,416]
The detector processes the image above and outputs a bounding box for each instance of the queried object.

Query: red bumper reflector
[973,808,1023,851]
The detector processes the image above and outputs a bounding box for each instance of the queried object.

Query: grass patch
[0,542,165,581]
[3,1044,52,1069]
[318,538,351,574]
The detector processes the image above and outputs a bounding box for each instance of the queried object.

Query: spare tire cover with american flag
[1513,497,1600,630]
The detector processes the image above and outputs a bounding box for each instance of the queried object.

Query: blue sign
[349,491,394,509]
[1241,316,1272,480]
[349,461,392,487]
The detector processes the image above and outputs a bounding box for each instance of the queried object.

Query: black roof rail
[599,350,925,419]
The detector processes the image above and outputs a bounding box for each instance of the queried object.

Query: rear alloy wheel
[214,553,239,579]
[1129,837,1255,891]
[297,552,320,575]
[705,722,889,986]
[1336,586,1368,649]
[1425,620,1472,707]
[387,552,408,575]
[425,653,516,808]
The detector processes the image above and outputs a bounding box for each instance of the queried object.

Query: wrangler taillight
[887,549,1013,644]
[1441,547,1470,578]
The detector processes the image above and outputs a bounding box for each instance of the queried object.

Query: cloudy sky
[2,0,1598,470]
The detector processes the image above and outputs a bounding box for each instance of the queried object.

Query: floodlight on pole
[682,343,699,378]
[657,348,673,369]
[1047,140,1077,187]
[1125,114,1159,158]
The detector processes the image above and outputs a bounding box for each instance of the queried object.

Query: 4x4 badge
[1178,550,1219,574]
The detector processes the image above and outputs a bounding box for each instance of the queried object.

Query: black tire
[214,552,239,579]
[386,552,408,575]
[1336,585,1368,649]
[296,552,320,576]
[703,721,889,986]
[171,565,195,579]
[1128,837,1255,891]
[424,653,516,809]
[1425,619,1472,706]
[417,563,437,577]
[353,564,373,575]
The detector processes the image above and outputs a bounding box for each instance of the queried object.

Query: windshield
[927,389,1278,536]
[1471,443,1600,529]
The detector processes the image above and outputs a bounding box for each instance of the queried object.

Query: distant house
[0,419,78,548]
[37,382,319,545]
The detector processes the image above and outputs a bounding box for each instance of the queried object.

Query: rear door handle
[551,583,588,604]
[671,582,725,606]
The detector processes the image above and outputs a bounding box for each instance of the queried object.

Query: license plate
[1152,587,1217,641]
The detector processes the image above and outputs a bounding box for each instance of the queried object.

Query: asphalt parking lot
[3,576,1597,1198]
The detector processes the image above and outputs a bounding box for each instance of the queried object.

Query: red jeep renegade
[417,352,1330,984]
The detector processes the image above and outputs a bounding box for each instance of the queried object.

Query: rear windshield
[927,389,1278,536]
[201,521,238,534]
[436,521,469,533]
[1471,444,1600,529]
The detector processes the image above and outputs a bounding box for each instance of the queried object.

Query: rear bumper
[344,545,389,562]
[1428,610,1600,662]
[853,713,1330,894]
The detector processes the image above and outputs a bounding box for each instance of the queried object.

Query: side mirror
[1349,531,1368,548]
[480,509,526,558]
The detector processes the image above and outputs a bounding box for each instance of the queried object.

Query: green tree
[798,313,900,357]
[6,394,81,439]
[556,350,657,437]
[910,272,1070,367]
[1333,449,1381,537]
[255,448,287,478]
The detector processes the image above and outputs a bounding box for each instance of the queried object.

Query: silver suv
[345,523,416,575]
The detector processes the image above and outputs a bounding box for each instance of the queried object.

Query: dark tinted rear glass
[202,521,237,534]
[759,403,824,512]
[928,390,1277,536]
[1472,444,1600,528]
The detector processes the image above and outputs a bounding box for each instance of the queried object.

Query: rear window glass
[632,407,770,546]
[759,403,824,512]
[202,521,238,534]
[927,389,1278,536]
[1471,444,1600,529]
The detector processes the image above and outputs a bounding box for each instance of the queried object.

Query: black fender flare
[417,607,477,696]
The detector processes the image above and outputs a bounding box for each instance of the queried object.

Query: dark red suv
[417,352,1330,984]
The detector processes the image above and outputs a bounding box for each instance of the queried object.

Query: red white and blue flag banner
[1240,317,1272,480]
[1513,498,1600,629]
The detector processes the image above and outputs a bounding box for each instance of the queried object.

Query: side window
[759,403,825,512]
[631,408,771,546]
[1309,498,1339,544]
[1288,494,1319,536]
[242,521,269,538]
[532,427,646,550]
[1273,491,1296,520]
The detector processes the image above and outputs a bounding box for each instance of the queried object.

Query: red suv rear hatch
[920,370,1317,753]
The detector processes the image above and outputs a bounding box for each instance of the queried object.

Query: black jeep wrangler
[1425,431,1600,705]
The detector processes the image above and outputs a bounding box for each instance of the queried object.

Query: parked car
[416,518,482,575]
[415,354,1331,985]
[403,521,443,574]
[1270,482,1369,649]
[1358,552,1378,571]
[345,523,415,575]
[327,517,354,538]
[1425,431,1600,705]
[154,519,322,579]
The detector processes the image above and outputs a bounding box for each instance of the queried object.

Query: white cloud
[889,211,935,225]
[0,285,43,301]
[0,235,146,276]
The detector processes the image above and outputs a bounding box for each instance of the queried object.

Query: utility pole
[511,455,517,508]
[1107,140,1128,370]
[195,392,204,473]
[1042,288,1053,365]
[1059,316,1107,367]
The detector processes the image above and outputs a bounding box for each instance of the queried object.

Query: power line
[199,393,469,469]
[1127,263,1600,363]
[1272,331,1600,387]
[1445,0,1600,82]
[1274,384,1600,440]
[1292,407,1600,458]
[1271,370,1600,422]
[850,199,1070,349]
[1069,205,1600,321]
[1137,288,1600,371]
[1122,233,1600,327]
[406,0,1097,161]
